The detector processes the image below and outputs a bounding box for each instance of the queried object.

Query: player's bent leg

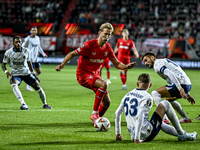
[91,79,108,122]
[31,81,51,109]
[98,93,111,117]
[152,87,171,124]
[160,100,184,135]
[171,101,191,123]
[11,83,28,110]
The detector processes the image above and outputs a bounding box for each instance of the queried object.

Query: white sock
[161,100,184,135]
[11,84,25,105]
[171,101,189,119]
[37,88,46,105]
[92,111,99,114]
[151,90,169,120]
[161,122,178,136]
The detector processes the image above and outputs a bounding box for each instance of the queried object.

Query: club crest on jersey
[92,52,96,55]
[146,100,152,107]
[88,75,93,79]
[104,51,108,57]
[80,44,85,49]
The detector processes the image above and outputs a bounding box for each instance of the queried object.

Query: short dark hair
[138,73,151,84]
[141,52,155,60]
[13,35,21,42]
[31,26,37,30]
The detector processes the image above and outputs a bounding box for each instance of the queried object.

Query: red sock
[107,71,110,79]
[123,74,127,84]
[98,102,109,117]
[120,73,125,84]
[93,88,106,111]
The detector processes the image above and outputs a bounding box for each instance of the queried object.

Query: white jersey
[3,47,31,76]
[154,58,191,85]
[115,88,153,141]
[22,35,46,63]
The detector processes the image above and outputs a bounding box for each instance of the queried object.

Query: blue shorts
[144,112,162,142]
[166,84,191,98]
[11,74,36,86]
[32,62,41,69]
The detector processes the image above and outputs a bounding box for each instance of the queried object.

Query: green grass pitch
[0,64,200,150]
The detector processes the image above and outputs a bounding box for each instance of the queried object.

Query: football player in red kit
[55,23,136,123]
[114,29,139,90]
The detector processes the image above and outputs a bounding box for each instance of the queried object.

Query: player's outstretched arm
[111,59,136,70]
[55,51,77,71]
[113,45,118,54]
[132,48,139,58]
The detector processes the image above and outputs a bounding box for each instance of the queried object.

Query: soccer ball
[94,117,111,132]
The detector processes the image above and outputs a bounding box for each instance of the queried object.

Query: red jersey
[75,39,116,75]
[116,38,135,59]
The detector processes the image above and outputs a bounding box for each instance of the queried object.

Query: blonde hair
[99,23,114,32]
[122,29,129,35]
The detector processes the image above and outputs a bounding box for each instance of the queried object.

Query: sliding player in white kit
[2,36,51,110]
[22,26,48,91]
[115,73,197,143]
[142,52,195,124]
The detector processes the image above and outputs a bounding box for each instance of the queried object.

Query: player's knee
[151,90,160,97]
[100,80,108,89]
[31,81,40,91]
[160,100,170,112]
[11,84,17,88]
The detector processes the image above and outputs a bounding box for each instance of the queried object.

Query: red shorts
[77,73,102,93]
[118,56,130,65]
[100,58,110,69]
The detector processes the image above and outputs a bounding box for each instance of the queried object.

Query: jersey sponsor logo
[12,61,24,65]
[119,45,129,49]
[89,59,105,63]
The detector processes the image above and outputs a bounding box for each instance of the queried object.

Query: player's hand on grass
[55,64,64,71]
[187,94,195,105]
[127,62,136,69]
[134,139,142,144]
[115,134,123,141]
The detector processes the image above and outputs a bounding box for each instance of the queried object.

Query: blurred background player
[115,73,197,143]
[55,23,136,123]
[22,26,48,91]
[114,29,139,90]
[99,57,111,84]
[99,42,112,84]
[1,36,51,110]
[142,52,195,124]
